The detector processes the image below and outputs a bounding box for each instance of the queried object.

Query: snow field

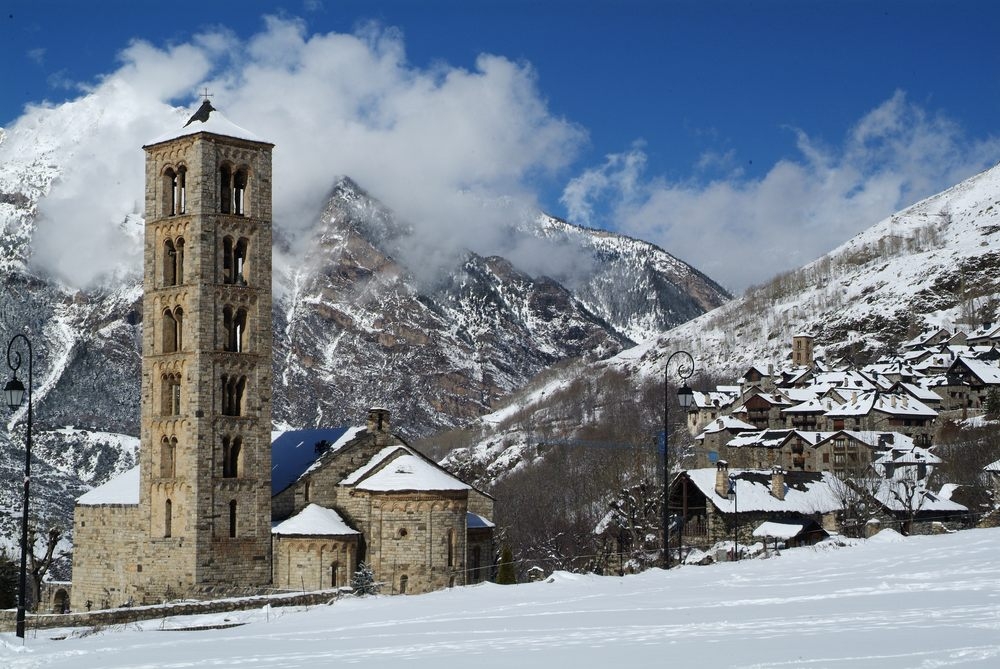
[4,527,1000,668]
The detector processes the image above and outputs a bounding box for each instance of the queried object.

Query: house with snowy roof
[942,356,1000,414]
[668,462,842,550]
[270,408,495,594]
[824,391,937,446]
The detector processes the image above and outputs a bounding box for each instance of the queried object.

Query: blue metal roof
[271,427,353,496]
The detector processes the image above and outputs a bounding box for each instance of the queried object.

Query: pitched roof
[683,468,843,514]
[270,427,364,495]
[145,100,268,147]
[342,446,471,492]
[271,504,359,536]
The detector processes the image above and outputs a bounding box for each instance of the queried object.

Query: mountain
[441,161,1000,487]
[272,178,729,435]
[0,115,728,540]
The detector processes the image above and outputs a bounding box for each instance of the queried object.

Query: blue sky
[3,0,999,290]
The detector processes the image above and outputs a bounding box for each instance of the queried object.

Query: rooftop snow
[145,100,268,147]
[77,466,139,505]
[685,467,843,514]
[349,451,472,492]
[271,504,359,536]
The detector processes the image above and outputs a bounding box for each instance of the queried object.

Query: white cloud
[563,91,1000,292]
[13,17,585,288]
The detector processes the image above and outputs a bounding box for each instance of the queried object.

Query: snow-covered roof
[874,445,941,466]
[77,466,139,505]
[343,446,471,492]
[752,521,813,540]
[985,459,1000,473]
[825,391,937,418]
[697,415,757,436]
[692,390,738,410]
[145,100,268,147]
[271,504,359,536]
[871,480,967,513]
[684,468,843,514]
[726,429,797,450]
[951,356,1000,384]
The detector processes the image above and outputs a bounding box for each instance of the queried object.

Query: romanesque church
[70,101,494,609]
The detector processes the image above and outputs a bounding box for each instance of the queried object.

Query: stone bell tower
[137,100,274,597]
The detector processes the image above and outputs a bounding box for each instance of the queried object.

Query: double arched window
[163,238,185,286]
[221,375,247,416]
[222,306,248,352]
[222,236,250,285]
[162,166,187,217]
[222,435,243,478]
[162,307,183,353]
[220,164,250,215]
[160,373,181,415]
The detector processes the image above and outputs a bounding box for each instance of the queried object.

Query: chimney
[891,395,897,408]
[367,407,391,445]
[771,466,786,501]
[715,460,730,497]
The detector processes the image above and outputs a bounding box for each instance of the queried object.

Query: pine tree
[350,562,380,596]
[495,545,516,584]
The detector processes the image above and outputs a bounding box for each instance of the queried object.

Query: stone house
[271,408,495,595]
[669,462,842,550]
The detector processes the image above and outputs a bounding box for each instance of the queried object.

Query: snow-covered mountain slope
[273,178,728,436]
[442,161,1000,486]
[623,161,1000,379]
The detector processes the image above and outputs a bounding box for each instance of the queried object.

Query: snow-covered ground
[4,528,1000,667]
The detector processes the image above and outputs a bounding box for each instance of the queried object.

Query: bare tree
[27,525,65,611]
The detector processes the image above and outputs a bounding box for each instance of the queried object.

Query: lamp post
[663,350,694,569]
[727,473,739,562]
[5,334,33,638]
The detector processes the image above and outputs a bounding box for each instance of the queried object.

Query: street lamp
[5,334,33,638]
[727,473,739,562]
[663,350,694,569]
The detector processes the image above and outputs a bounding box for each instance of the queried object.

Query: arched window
[161,374,181,415]
[163,168,177,217]
[176,166,187,214]
[159,436,176,478]
[221,375,247,416]
[304,480,311,502]
[234,168,248,215]
[165,499,173,538]
[173,307,183,351]
[222,237,250,285]
[162,309,178,353]
[447,529,457,567]
[228,500,238,538]
[222,307,248,353]
[175,238,185,284]
[222,435,242,478]
[331,561,340,588]
[220,165,232,214]
[163,239,177,286]
[399,575,408,594]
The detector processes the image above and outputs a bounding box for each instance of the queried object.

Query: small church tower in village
[72,100,275,604]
